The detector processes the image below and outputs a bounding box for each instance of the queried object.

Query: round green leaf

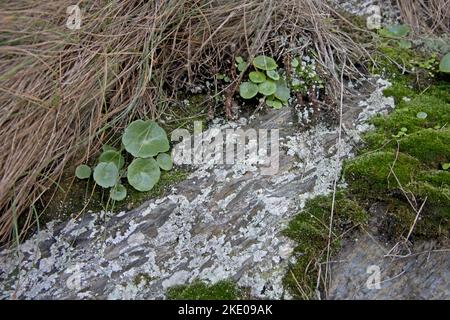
[386,24,410,38]
[266,70,280,81]
[156,153,173,171]
[439,52,450,73]
[110,184,127,201]
[237,61,248,73]
[249,71,266,83]
[98,150,125,170]
[93,162,119,188]
[122,120,170,158]
[235,56,244,64]
[127,158,161,192]
[253,55,277,71]
[75,165,91,179]
[258,80,277,96]
[239,82,258,99]
[398,39,412,49]
[291,58,299,68]
[266,97,283,109]
[274,80,291,102]
[416,112,428,119]
[102,144,117,152]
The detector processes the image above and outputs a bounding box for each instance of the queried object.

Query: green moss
[399,129,450,166]
[417,170,450,187]
[371,95,450,135]
[382,78,415,103]
[166,280,242,300]
[344,58,450,241]
[410,181,450,207]
[344,151,420,197]
[373,43,439,80]
[162,94,209,133]
[382,199,449,240]
[361,132,390,151]
[38,165,189,228]
[283,192,368,299]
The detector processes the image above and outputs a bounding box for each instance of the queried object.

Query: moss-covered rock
[166,280,242,300]
[381,200,447,240]
[371,95,450,135]
[283,192,368,299]
[344,151,420,197]
[399,129,450,167]
[417,170,450,187]
[344,61,449,243]
[382,77,416,103]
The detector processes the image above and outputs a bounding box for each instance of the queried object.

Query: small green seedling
[238,55,291,109]
[392,127,409,139]
[235,56,247,74]
[416,112,428,119]
[75,164,91,179]
[442,163,450,171]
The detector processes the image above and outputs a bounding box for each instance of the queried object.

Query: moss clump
[399,129,450,167]
[344,151,420,197]
[372,43,439,80]
[166,280,242,300]
[382,198,449,240]
[345,59,450,241]
[371,95,450,135]
[38,166,188,227]
[382,77,416,103]
[417,170,450,187]
[283,192,368,299]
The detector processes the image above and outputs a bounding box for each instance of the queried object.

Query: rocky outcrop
[1,78,447,300]
[0,79,392,299]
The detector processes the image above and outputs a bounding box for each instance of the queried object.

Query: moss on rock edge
[283,192,368,299]
[166,280,243,300]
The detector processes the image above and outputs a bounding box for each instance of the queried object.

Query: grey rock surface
[329,233,450,300]
[332,0,401,25]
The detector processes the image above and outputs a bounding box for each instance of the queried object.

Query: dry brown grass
[0,0,371,243]
[397,0,450,34]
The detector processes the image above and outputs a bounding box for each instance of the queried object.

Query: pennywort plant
[75,120,173,201]
[379,24,412,49]
[238,55,291,109]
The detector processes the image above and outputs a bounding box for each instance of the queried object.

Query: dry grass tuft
[0,0,370,243]
[397,0,450,34]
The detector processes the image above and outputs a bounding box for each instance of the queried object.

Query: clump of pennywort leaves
[75,120,173,201]
[379,24,413,49]
[238,55,291,109]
